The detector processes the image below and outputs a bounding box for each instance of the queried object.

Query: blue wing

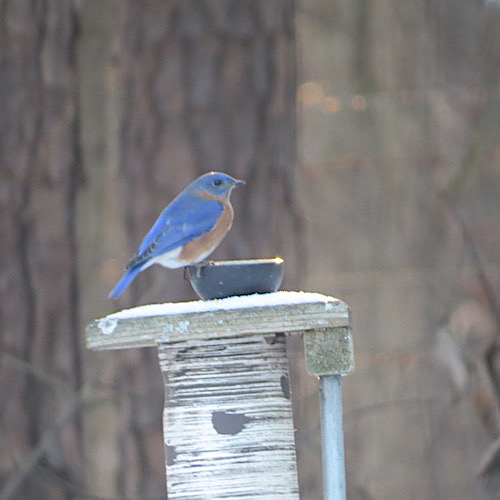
[108,192,223,298]
[126,194,223,270]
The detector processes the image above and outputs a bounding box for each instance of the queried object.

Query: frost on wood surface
[86,291,351,350]
[107,291,342,319]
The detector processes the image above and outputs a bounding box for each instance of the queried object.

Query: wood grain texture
[159,334,299,499]
[304,327,354,376]
[86,293,350,350]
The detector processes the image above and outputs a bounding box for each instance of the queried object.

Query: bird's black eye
[213,179,223,186]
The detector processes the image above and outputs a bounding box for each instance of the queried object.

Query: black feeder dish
[185,258,284,300]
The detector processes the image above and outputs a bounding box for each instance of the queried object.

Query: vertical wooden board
[158,335,299,499]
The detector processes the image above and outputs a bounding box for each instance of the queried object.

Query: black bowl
[185,258,284,300]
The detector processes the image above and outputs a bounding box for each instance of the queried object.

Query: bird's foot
[184,261,212,280]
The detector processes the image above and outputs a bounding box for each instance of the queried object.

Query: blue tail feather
[108,265,143,299]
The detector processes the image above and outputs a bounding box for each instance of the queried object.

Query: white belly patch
[149,247,184,269]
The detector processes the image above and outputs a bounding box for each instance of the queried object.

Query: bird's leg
[199,259,214,266]
[194,261,206,278]
[195,260,214,277]
[184,261,212,280]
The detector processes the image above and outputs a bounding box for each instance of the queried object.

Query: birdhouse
[86,263,354,499]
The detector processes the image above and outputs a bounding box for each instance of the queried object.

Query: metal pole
[320,374,346,500]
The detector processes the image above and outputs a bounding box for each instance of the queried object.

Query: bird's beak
[234,179,245,186]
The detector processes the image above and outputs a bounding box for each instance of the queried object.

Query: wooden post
[86,292,353,498]
[159,335,298,498]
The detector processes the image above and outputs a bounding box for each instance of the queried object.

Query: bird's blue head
[192,172,245,198]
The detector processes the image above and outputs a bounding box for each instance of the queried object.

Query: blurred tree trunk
[117,0,301,305]
[0,2,83,500]
[1,0,303,499]
[79,0,303,498]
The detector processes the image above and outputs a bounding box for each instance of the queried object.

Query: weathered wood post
[86,292,353,499]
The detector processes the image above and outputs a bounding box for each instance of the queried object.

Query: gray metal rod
[320,374,346,500]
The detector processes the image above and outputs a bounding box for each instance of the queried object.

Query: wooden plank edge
[86,298,351,351]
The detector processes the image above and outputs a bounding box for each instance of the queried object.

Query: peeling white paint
[97,318,118,335]
[175,320,190,333]
[159,335,300,499]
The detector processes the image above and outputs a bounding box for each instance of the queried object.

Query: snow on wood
[86,291,350,350]
[104,291,341,319]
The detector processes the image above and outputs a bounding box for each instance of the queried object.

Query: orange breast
[178,200,234,264]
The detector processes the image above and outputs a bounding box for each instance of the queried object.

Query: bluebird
[109,172,245,298]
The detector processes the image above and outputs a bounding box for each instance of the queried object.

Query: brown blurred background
[1,1,500,499]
